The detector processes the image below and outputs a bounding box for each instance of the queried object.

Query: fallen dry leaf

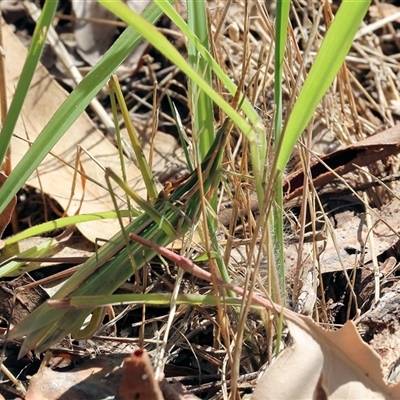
[72,0,150,67]
[252,319,400,399]
[284,124,400,201]
[370,4,400,23]
[0,274,48,329]
[3,20,147,242]
[358,281,400,381]
[286,196,400,275]
[25,354,126,400]
[119,349,198,400]
[24,347,198,400]
[370,319,400,383]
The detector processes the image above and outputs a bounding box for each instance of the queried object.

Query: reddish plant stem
[128,233,281,314]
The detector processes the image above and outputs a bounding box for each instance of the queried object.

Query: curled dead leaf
[284,124,400,201]
[251,320,400,399]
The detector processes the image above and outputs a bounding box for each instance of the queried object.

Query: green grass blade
[49,293,246,308]
[0,1,169,215]
[273,0,291,302]
[186,0,231,296]
[109,79,133,216]
[274,0,290,145]
[187,0,214,158]
[109,76,159,201]
[98,0,253,137]
[167,96,194,172]
[276,0,370,173]
[3,210,134,245]
[0,0,58,165]
[0,237,59,278]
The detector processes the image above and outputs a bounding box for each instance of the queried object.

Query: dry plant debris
[283,124,400,202]
[2,0,400,399]
[23,348,200,400]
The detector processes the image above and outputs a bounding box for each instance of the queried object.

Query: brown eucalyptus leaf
[25,354,126,400]
[3,20,147,243]
[252,319,400,399]
[284,124,400,201]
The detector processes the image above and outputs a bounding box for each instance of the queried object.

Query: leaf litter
[2,1,400,399]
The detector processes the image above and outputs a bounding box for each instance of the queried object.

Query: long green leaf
[49,293,246,308]
[276,0,370,173]
[97,1,262,186]
[0,237,59,278]
[4,210,134,245]
[273,0,291,302]
[98,0,254,138]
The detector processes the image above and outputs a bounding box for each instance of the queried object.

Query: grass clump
[2,0,390,397]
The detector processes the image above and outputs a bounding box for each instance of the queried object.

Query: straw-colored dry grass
[124,1,400,396]
[3,1,400,398]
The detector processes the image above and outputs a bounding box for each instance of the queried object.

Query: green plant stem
[4,210,134,245]
[108,78,132,217]
[187,0,232,292]
[273,0,290,304]
[156,0,266,205]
